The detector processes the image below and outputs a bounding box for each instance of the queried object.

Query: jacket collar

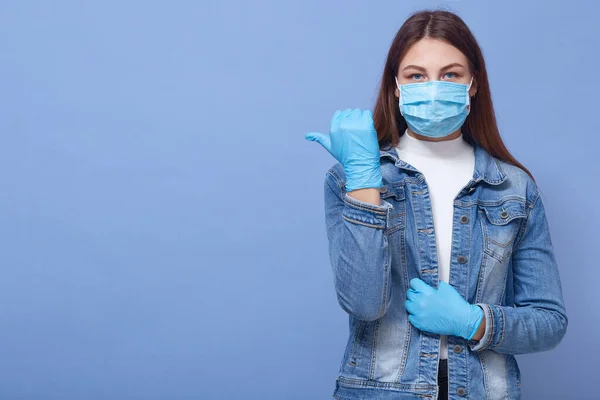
[379,143,507,185]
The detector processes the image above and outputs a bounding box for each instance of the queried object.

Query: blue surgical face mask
[395,76,473,138]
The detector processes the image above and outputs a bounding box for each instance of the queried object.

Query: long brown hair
[374,10,534,182]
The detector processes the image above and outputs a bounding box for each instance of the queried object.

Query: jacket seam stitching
[482,304,494,350]
[341,215,384,229]
[513,189,541,249]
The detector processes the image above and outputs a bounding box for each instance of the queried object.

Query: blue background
[0,0,597,399]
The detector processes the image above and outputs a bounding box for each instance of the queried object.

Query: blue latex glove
[404,278,484,340]
[305,108,383,192]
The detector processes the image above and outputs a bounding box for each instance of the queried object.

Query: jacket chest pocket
[478,199,527,263]
[379,184,406,234]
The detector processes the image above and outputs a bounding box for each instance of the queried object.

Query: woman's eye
[443,72,457,79]
[409,74,424,80]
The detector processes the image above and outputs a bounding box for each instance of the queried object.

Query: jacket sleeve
[324,168,395,321]
[469,190,568,354]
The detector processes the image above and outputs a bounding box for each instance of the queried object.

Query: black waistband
[438,359,448,379]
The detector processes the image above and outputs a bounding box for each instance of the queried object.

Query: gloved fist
[404,278,484,340]
[305,108,383,192]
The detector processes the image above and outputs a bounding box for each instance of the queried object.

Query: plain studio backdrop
[0,1,598,399]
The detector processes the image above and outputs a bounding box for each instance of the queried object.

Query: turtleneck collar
[395,129,472,159]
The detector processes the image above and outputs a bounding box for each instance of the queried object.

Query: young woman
[305,10,567,400]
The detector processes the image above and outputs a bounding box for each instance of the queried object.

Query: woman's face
[395,38,478,98]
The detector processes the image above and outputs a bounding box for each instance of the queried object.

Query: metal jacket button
[500,210,509,219]
[459,215,469,224]
[456,387,466,396]
[457,255,467,264]
[453,344,463,353]
[379,186,388,193]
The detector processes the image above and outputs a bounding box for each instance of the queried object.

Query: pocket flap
[479,200,527,225]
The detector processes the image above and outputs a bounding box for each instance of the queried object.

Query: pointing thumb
[305,132,331,152]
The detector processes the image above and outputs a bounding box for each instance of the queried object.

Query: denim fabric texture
[325,143,567,400]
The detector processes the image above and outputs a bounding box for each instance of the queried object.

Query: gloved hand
[305,108,383,192]
[404,278,484,340]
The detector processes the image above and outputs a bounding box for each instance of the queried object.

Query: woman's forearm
[471,305,486,342]
[348,188,381,206]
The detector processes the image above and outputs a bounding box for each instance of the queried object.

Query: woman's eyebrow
[402,65,426,72]
[440,62,465,71]
[402,63,465,72]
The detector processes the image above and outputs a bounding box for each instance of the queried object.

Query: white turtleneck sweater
[394,130,475,360]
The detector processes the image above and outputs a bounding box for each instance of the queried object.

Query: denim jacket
[323,143,568,400]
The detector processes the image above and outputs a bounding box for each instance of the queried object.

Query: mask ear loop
[395,76,404,116]
[466,76,474,107]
